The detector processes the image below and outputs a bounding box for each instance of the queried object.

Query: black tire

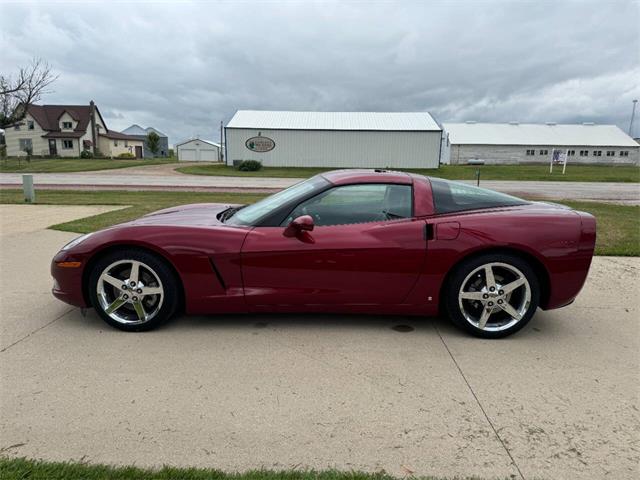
[88,248,179,332]
[444,253,540,339]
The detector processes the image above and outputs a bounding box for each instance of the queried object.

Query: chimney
[90,100,97,154]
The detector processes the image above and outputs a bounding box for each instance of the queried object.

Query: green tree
[146,131,160,157]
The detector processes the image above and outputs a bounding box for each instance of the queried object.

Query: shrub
[237,159,262,171]
[117,152,135,159]
[80,150,94,159]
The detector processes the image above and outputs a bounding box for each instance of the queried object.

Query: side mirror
[284,215,314,238]
[289,215,314,232]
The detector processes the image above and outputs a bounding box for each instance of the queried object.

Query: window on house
[606,151,615,156]
[620,151,629,157]
[525,149,535,156]
[62,122,73,129]
[567,150,575,156]
[593,150,602,157]
[539,149,548,155]
[19,139,32,152]
[27,120,34,130]
[124,140,128,147]
[114,140,118,147]
[580,150,588,156]
[62,140,73,149]
[14,124,20,131]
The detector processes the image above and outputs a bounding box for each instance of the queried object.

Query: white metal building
[442,122,639,165]
[176,138,221,162]
[225,110,442,169]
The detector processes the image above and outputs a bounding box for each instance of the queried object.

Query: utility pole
[220,120,223,163]
[630,99,638,137]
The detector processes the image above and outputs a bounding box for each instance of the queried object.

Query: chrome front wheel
[89,249,179,331]
[96,259,165,325]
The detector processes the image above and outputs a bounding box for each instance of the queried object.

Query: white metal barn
[176,138,221,162]
[441,122,640,165]
[224,111,443,169]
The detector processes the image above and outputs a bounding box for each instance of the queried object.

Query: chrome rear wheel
[445,253,540,338]
[458,262,531,333]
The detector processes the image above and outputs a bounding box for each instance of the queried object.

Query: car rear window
[430,178,528,214]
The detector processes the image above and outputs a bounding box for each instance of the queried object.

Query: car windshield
[430,178,528,214]
[226,176,329,226]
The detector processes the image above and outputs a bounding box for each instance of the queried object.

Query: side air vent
[208,257,227,290]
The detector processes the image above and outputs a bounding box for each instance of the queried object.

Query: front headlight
[61,233,94,251]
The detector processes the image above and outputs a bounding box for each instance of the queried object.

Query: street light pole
[629,99,638,137]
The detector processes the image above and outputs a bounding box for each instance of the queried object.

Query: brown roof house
[4,101,144,158]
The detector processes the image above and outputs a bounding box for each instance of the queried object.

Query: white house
[4,102,143,158]
[225,110,443,169]
[442,122,639,165]
[176,138,221,162]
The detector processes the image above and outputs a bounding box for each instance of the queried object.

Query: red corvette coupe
[51,170,596,338]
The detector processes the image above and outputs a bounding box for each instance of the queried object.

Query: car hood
[128,203,240,227]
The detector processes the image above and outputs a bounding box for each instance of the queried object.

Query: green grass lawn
[176,163,640,183]
[0,189,637,255]
[560,200,640,256]
[0,157,176,173]
[0,457,489,480]
[0,189,263,234]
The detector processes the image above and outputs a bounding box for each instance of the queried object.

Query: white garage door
[179,149,197,161]
[197,148,218,161]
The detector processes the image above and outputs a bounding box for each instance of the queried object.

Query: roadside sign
[550,149,568,174]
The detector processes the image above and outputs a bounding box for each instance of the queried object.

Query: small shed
[176,138,221,162]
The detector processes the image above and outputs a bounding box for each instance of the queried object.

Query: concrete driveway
[0,205,638,479]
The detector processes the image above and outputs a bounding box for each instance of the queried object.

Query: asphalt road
[0,205,638,479]
[1,171,639,203]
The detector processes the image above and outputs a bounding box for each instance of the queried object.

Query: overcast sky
[1,0,639,143]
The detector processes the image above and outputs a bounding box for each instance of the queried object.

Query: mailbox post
[22,174,35,203]
[467,159,485,186]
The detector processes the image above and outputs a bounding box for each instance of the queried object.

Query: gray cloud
[1,0,639,144]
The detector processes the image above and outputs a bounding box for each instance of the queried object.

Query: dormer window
[62,121,72,129]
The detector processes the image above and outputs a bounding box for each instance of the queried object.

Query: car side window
[282,183,412,227]
[430,178,528,214]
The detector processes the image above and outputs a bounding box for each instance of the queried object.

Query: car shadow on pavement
[60,306,571,341]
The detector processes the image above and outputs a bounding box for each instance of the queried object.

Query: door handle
[424,223,434,240]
